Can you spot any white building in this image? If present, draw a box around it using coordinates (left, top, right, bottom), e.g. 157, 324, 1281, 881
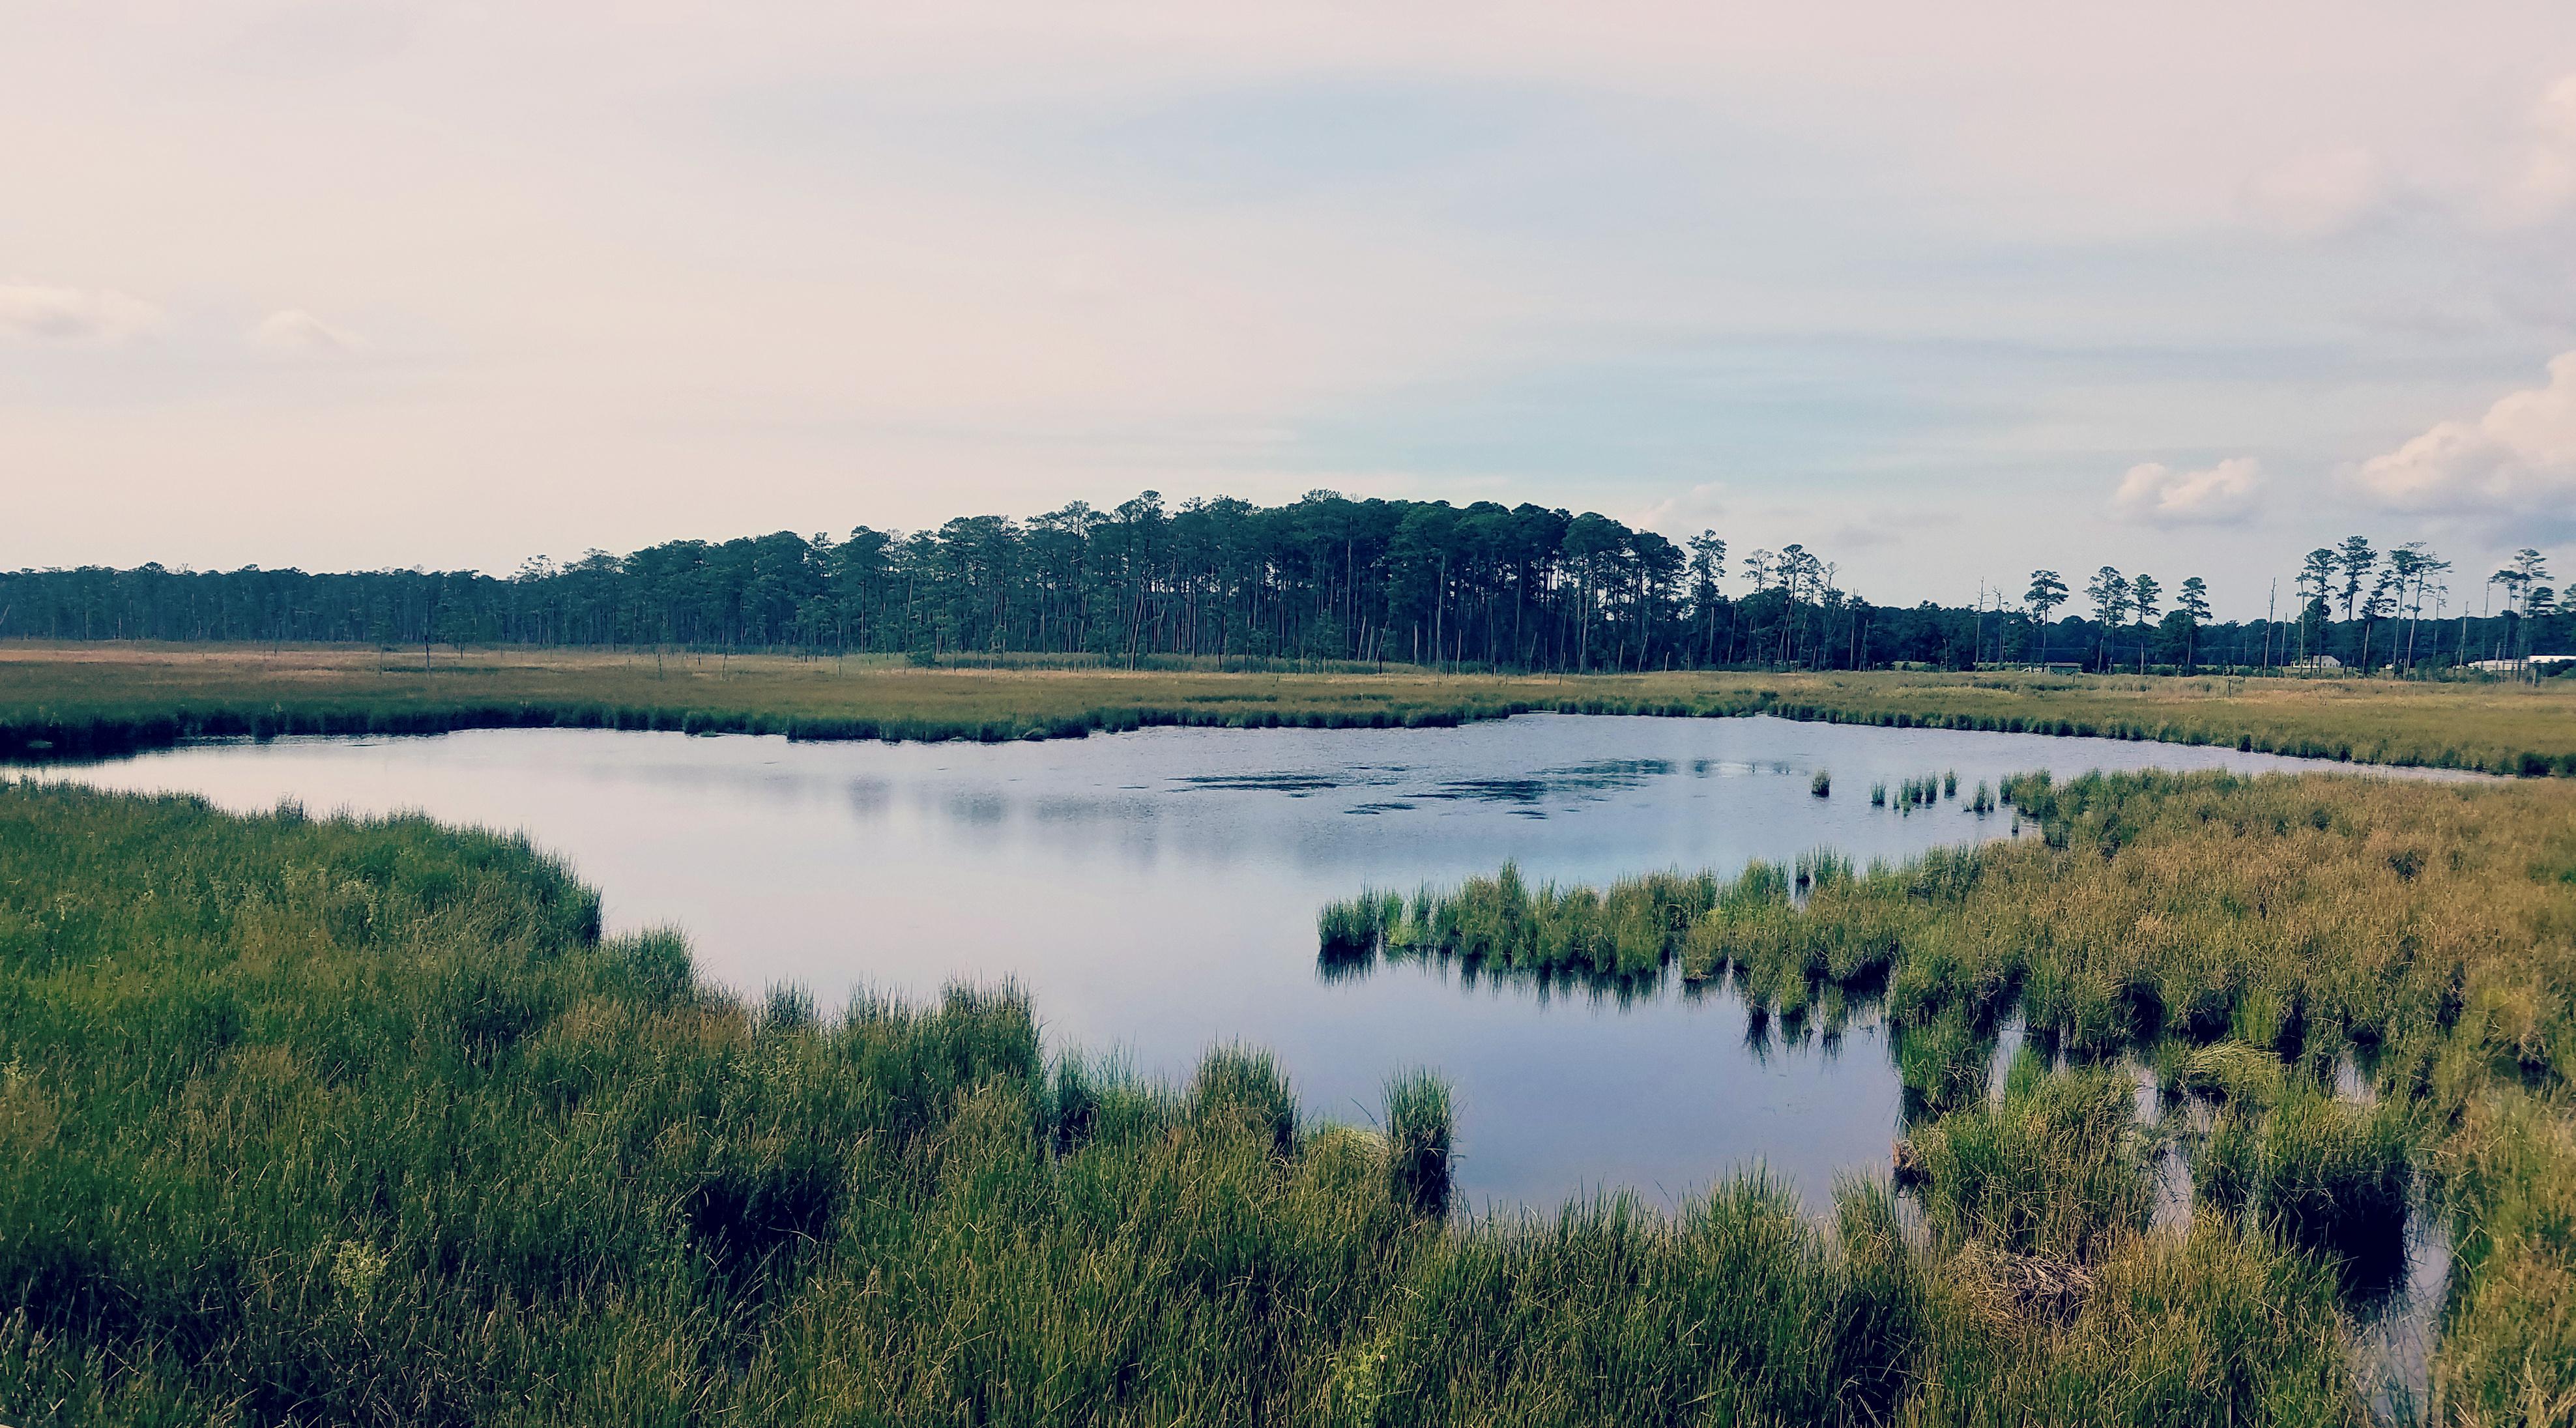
2469, 654, 2575, 673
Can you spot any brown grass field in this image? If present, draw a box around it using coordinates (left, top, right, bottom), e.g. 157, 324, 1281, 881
2, 640, 2571, 773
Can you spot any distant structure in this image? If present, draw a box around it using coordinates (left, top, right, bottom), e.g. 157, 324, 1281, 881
2468, 654, 2575, 675
2289, 655, 2344, 672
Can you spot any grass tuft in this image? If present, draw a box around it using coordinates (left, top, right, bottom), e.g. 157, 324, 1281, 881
1384, 1069, 1454, 1217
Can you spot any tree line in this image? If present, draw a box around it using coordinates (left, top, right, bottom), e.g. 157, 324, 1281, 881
2019, 538, 2558, 676
3, 491, 2564, 675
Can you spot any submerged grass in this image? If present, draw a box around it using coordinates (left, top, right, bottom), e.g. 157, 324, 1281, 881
6, 642, 2575, 774
0, 779, 2398, 1424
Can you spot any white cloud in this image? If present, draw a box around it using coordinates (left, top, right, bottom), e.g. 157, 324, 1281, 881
248, 308, 362, 355
1633, 480, 1730, 534
2111, 457, 2261, 523
2502, 73, 2576, 220
2540, 72, 2576, 144
2353, 351, 2576, 514
2242, 147, 2386, 238
0, 282, 162, 342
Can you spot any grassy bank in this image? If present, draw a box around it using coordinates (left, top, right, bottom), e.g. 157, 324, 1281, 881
5, 641, 2574, 774
1325, 769, 2576, 1421
3, 781, 2397, 1425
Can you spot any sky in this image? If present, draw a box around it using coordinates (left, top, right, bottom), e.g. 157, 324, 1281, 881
6, 2, 2576, 617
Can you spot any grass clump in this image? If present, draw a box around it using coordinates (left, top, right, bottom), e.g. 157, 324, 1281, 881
1317, 862, 1719, 982
1812, 768, 1832, 797
2255, 1094, 2413, 1266
1900, 1060, 2154, 1264
1191, 1044, 1300, 1157
1317, 888, 1403, 961
1894, 1006, 1996, 1121
1383, 1069, 1454, 1218
2165, 1041, 2287, 1106
1794, 847, 1853, 892
2189, 1087, 2414, 1283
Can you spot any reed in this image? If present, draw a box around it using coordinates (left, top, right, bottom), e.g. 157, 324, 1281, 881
1811, 768, 1832, 797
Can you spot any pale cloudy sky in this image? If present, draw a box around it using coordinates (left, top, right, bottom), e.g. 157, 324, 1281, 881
7, 1, 2576, 614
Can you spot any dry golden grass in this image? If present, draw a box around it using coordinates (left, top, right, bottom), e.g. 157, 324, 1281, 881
4, 640, 2573, 772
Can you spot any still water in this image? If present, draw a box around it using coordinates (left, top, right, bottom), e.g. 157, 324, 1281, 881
31, 713, 2444, 1211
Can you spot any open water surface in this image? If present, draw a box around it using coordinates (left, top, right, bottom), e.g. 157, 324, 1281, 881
29, 712, 2465, 1216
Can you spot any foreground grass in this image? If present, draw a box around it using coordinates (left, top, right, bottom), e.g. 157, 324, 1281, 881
1, 782, 2381, 1425
4, 641, 2574, 774
1327, 770, 2576, 1422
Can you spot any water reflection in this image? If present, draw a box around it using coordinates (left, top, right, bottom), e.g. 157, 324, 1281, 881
25, 712, 2461, 1216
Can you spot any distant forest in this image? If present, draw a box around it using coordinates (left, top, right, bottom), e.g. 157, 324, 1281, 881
4, 491, 2565, 675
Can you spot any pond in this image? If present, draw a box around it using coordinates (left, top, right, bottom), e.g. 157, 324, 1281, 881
28, 710, 2464, 1215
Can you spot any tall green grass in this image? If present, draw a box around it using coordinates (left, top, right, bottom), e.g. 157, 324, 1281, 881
0, 781, 2398, 1423
1902, 1058, 2154, 1263
1383, 1069, 1454, 1219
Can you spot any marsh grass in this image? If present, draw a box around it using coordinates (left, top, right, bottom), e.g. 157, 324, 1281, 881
1903, 1060, 2156, 1263
2431, 1091, 2576, 1422
1316, 862, 1724, 982
1324, 767, 2576, 1420
1383, 1070, 1454, 1218
0, 781, 2397, 1424
2187, 1092, 2417, 1290
7, 644, 2575, 775
1894, 1008, 1997, 1120
1794, 847, 1854, 893
1335, 769, 2575, 1081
